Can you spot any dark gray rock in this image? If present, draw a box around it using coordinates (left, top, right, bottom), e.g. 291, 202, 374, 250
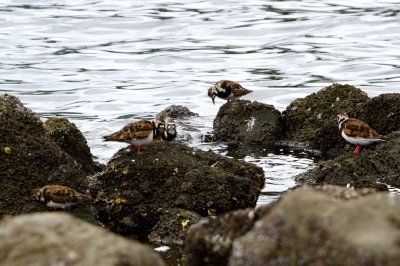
157, 105, 199, 119
354, 93, 400, 135
0, 94, 94, 221
282, 83, 369, 155
228, 186, 400, 266
185, 185, 393, 266
148, 208, 202, 245
0, 212, 165, 266
296, 131, 400, 187
213, 100, 282, 145
185, 205, 273, 266
92, 141, 265, 236
44, 117, 99, 174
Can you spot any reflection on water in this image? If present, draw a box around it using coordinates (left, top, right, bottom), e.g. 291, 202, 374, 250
1, 0, 400, 203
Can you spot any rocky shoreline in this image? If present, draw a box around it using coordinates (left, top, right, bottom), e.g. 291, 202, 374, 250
1, 83, 400, 265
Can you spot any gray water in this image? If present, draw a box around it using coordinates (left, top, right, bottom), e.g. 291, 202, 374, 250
1, 0, 400, 205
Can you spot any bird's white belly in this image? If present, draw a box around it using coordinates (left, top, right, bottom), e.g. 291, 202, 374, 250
47, 200, 75, 209
341, 131, 383, 145
130, 131, 154, 146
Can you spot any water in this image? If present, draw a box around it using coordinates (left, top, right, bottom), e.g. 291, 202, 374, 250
1, 0, 400, 205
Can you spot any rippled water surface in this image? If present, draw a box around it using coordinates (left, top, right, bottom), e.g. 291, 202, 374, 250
1, 0, 400, 205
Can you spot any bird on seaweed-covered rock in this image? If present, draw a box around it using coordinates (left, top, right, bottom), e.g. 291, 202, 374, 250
103, 118, 165, 154
159, 119, 177, 142
207, 80, 252, 104
337, 113, 386, 154
30, 185, 92, 209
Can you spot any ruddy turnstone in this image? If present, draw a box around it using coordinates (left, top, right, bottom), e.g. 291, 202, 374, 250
30, 185, 91, 209
337, 113, 386, 154
160, 120, 177, 141
207, 80, 253, 104
103, 119, 164, 154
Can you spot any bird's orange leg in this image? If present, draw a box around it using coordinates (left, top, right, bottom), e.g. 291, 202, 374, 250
353, 144, 361, 154
137, 145, 142, 154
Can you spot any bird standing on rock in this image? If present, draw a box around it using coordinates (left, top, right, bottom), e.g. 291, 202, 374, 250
103, 117, 176, 154
337, 113, 386, 154
208, 80, 253, 104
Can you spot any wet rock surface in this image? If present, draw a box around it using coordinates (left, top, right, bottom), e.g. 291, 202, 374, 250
185, 204, 273, 266
185, 186, 400, 266
44, 117, 99, 174
354, 93, 400, 135
296, 131, 400, 187
0, 212, 165, 266
282, 83, 370, 155
148, 208, 202, 245
0, 94, 93, 220
92, 141, 265, 236
157, 104, 199, 119
213, 100, 282, 145
228, 186, 400, 266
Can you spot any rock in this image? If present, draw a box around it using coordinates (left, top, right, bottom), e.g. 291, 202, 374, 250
185, 205, 273, 266
282, 83, 369, 155
0, 94, 93, 220
157, 105, 199, 119
0, 212, 165, 266
148, 208, 202, 245
354, 93, 400, 135
227, 186, 400, 266
93, 141, 265, 236
213, 100, 282, 145
296, 131, 400, 187
44, 117, 98, 174
185, 185, 385, 266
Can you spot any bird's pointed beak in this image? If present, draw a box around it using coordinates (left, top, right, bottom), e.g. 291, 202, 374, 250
212, 97, 215, 105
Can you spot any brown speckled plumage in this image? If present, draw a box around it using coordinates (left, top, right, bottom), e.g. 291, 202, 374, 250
337, 113, 386, 153
103, 120, 156, 143
31, 185, 91, 209
208, 80, 252, 104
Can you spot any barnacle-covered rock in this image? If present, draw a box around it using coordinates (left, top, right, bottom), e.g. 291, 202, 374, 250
282, 83, 369, 155
44, 117, 99, 174
92, 141, 265, 237
0, 94, 94, 221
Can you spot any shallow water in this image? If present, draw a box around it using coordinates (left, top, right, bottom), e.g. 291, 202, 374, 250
1, 0, 400, 205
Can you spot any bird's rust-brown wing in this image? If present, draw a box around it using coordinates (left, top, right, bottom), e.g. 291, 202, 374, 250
220, 80, 253, 97
103, 120, 154, 142
44, 185, 91, 204
343, 118, 382, 139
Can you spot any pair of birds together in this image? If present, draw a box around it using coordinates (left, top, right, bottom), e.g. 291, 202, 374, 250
31, 117, 178, 210
208, 80, 387, 154
31, 81, 386, 210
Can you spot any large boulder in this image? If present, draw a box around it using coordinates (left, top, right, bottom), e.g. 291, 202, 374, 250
228, 186, 400, 266
185, 186, 400, 266
282, 83, 369, 154
0, 94, 92, 219
296, 131, 400, 187
0, 212, 165, 266
92, 141, 265, 236
213, 100, 282, 145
